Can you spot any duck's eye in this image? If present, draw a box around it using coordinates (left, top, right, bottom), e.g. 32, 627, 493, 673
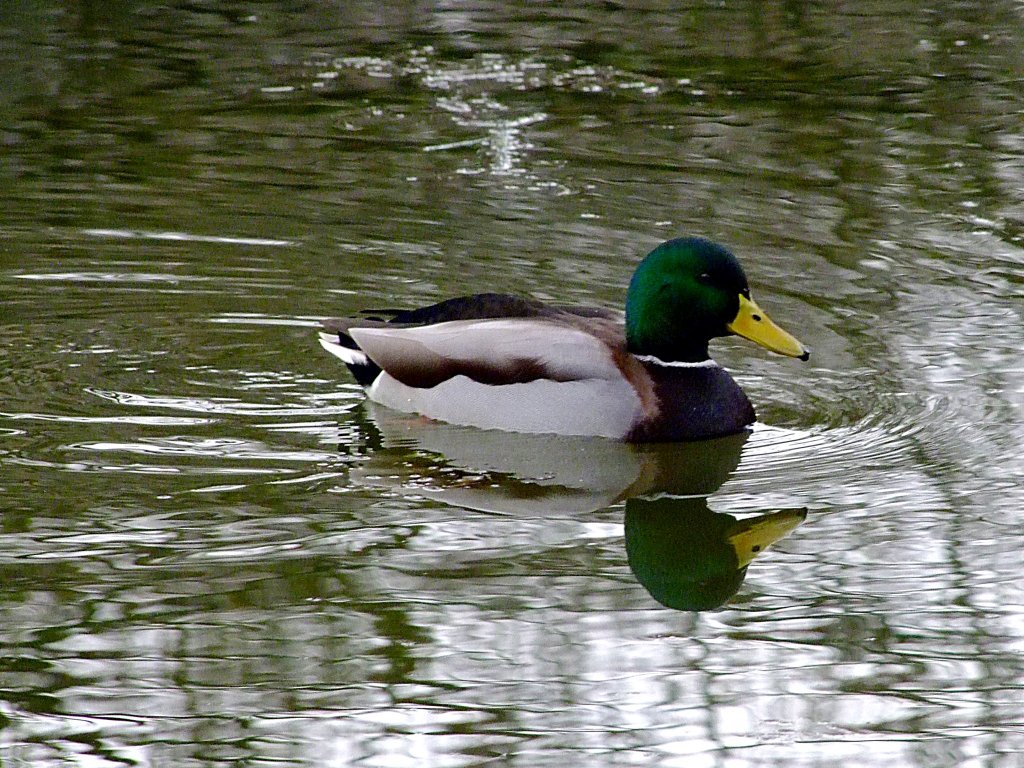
697, 272, 712, 284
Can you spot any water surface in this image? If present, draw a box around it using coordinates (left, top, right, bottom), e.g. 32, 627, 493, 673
2, 2, 1024, 766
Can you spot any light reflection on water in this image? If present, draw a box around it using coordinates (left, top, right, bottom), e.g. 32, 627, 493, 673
2, 1, 1024, 766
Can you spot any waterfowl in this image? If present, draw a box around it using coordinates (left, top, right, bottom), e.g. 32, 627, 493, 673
318, 236, 808, 442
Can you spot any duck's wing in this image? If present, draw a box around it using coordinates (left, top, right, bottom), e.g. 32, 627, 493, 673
321, 293, 623, 387
362, 293, 551, 324
354, 293, 621, 324
348, 317, 627, 389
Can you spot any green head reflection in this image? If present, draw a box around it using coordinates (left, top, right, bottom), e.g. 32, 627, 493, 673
625, 496, 806, 611
353, 404, 808, 612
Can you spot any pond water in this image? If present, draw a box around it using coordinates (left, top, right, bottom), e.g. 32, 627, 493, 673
2, 2, 1024, 766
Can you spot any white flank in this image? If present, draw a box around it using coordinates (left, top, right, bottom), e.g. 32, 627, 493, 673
318, 332, 369, 366
367, 372, 642, 439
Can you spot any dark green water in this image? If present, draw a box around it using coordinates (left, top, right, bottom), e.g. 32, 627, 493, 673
2, 2, 1023, 766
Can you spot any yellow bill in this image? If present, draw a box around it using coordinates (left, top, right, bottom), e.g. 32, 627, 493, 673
727, 294, 809, 360
727, 508, 808, 568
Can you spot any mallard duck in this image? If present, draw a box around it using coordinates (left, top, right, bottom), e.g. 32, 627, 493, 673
318, 236, 808, 442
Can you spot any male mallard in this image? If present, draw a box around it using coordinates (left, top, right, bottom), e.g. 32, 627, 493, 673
318, 237, 808, 442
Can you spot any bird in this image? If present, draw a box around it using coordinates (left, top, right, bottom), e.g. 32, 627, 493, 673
318, 236, 809, 442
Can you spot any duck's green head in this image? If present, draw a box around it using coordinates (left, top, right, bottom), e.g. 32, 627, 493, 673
625, 237, 809, 363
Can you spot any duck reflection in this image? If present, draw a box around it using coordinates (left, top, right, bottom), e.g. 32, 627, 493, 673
625, 497, 805, 611
348, 403, 806, 611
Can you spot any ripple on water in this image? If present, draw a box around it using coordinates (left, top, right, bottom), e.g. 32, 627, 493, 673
80, 228, 296, 247
85, 387, 357, 418
719, 387, 980, 513
67, 436, 343, 464
0, 412, 214, 426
